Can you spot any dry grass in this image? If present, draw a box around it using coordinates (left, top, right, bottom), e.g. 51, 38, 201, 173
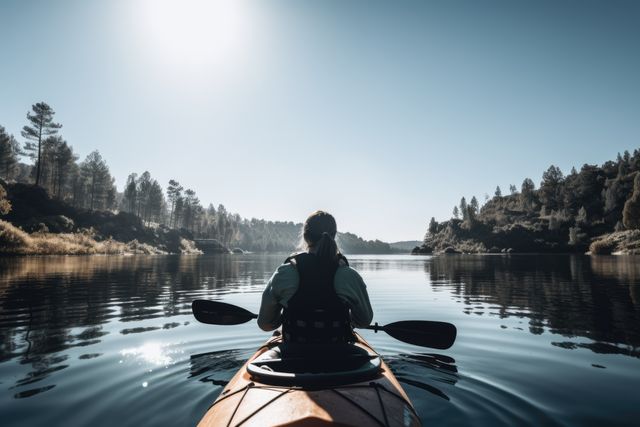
589, 238, 617, 255
0, 220, 168, 255
589, 230, 640, 255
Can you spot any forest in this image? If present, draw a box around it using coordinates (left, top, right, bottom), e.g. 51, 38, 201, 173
0, 102, 397, 255
415, 150, 640, 254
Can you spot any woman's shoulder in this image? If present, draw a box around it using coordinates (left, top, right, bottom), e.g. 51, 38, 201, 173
273, 261, 298, 277
335, 264, 365, 284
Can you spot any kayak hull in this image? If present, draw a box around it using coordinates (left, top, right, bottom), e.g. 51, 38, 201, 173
198, 333, 421, 427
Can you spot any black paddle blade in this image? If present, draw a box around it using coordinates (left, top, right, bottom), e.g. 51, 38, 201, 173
192, 300, 258, 325
382, 320, 457, 350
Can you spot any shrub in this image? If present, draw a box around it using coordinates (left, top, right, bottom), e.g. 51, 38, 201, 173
0, 183, 11, 215
0, 220, 32, 253
589, 239, 616, 255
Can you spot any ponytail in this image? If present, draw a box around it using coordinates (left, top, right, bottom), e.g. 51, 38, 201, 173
315, 231, 339, 264
302, 210, 340, 263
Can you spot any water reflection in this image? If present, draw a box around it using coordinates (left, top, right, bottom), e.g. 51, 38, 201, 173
387, 353, 458, 401
0, 254, 281, 397
426, 255, 640, 356
1, 254, 640, 427
189, 349, 251, 386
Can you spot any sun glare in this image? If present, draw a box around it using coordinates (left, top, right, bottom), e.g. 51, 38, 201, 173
135, 0, 251, 71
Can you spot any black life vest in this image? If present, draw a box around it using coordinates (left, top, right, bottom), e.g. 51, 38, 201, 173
281, 253, 354, 344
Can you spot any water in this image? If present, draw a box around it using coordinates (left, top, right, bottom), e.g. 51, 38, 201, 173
0, 254, 639, 426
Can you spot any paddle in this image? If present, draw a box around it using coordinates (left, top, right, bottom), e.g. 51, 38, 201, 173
192, 299, 457, 350
362, 321, 456, 350
192, 299, 257, 325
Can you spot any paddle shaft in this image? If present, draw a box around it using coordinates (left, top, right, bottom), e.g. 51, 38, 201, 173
192, 299, 457, 349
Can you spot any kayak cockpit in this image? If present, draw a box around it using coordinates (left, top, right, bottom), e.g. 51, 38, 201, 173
247, 343, 382, 387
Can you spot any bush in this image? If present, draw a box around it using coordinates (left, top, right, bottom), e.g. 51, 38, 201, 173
589, 239, 616, 255
0, 220, 32, 253
0, 183, 11, 215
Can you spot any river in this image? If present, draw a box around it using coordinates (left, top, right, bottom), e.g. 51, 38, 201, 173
0, 254, 639, 426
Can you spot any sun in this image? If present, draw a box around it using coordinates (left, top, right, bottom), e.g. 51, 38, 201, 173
134, 0, 252, 71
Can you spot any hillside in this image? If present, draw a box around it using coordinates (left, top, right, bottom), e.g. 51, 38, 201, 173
0, 182, 200, 255
414, 150, 640, 255
0, 181, 398, 255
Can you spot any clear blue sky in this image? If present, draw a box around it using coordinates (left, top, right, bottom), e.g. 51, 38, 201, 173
1, 0, 638, 241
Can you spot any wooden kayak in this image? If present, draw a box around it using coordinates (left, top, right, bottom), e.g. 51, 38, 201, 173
198, 332, 422, 427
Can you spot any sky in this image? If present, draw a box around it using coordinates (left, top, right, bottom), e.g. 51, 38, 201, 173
1, 0, 639, 242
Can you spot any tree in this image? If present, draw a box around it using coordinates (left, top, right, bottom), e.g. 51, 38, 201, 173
21, 102, 62, 186
167, 179, 183, 227
495, 186, 502, 198
540, 165, 564, 210
174, 196, 184, 228
136, 171, 152, 220
428, 217, 438, 235
69, 164, 87, 208
147, 180, 165, 223
51, 139, 76, 199
182, 188, 201, 231
509, 184, 517, 195
469, 196, 479, 216
122, 173, 138, 213
576, 206, 588, 226
623, 173, 640, 230
80, 151, 111, 210
520, 178, 536, 210
452, 205, 460, 219
0, 126, 21, 180
459, 197, 468, 221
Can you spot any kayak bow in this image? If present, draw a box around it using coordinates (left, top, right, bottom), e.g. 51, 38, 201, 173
197, 333, 422, 427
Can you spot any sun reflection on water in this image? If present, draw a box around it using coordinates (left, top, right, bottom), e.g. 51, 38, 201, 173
120, 342, 174, 367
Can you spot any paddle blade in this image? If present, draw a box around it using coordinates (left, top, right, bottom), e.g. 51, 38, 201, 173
382, 320, 457, 350
192, 300, 258, 325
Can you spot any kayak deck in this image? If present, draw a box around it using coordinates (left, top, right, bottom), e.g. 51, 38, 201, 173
198, 333, 421, 427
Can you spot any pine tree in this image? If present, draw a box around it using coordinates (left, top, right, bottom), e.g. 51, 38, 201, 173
136, 171, 152, 220
540, 165, 564, 210
428, 217, 438, 235
452, 205, 459, 219
167, 179, 183, 227
469, 196, 479, 215
623, 173, 640, 230
459, 197, 468, 221
495, 186, 502, 198
520, 178, 536, 210
21, 102, 62, 186
51, 139, 76, 199
80, 151, 111, 210
0, 126, 21, 180
123, 173, 138, 213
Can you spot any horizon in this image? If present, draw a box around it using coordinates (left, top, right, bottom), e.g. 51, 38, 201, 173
1, 0, 639, 242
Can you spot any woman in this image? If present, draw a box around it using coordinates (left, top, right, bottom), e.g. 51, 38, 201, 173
257, 210, 373, 345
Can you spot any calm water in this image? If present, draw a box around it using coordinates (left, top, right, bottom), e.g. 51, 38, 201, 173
0, 254, 639, 426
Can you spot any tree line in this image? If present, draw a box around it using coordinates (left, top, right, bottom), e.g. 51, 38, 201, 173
425, 148, 640, 249
3, 101, 396, 253
1, 103, 116, 211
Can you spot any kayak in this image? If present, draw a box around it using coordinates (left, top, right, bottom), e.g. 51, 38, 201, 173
197, 332, 422, 427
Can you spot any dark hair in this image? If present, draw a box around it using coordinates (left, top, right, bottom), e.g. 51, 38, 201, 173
303, 210, 340, 263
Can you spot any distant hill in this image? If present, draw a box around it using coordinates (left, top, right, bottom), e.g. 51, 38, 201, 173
389, 240, 422, 252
